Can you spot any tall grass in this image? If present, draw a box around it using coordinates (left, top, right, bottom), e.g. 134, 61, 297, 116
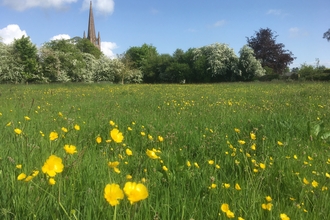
0, 82, 330, 219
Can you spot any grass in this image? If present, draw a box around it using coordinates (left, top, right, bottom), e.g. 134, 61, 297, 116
0, 82, 330, 220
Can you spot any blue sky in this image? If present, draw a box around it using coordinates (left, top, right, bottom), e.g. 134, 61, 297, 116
0, 0, 329, 68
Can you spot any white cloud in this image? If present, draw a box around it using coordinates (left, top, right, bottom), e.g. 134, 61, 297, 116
0, 24, 27, 44
101, 41, 117, 59
214, 20, 226, 27
289, 27, 308, 38
82, 0, 114, 15
267, 9, 282, 16
50, 34, 71, 41
151, 8, 159, 15
1, 0, 77, 11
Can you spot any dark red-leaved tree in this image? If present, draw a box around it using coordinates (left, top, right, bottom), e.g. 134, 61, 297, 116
247, 28, 295, 74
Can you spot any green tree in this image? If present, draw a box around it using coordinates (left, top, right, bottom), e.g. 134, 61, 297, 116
238, 45, 265, 81
125, 44, 159, 82
75, 37, 102, 59
12, 36, 39, 82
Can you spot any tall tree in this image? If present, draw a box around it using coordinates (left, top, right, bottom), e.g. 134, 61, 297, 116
323, 29, 330, 41
12, 36, 39, 82
247, 28, 295, 74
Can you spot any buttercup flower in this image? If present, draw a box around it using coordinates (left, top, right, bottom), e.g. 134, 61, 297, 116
234, 128, 240, 133
96, 136, 102, 144
110, 128, 124, 143
221, 203, 230, 213
238, 140, 246, 145
32, 170, 39, 177
109, 120, 115, 126
63, 145, 77, 155
24, 175, 33, 182
104, 183, 124, 206
24, 116, 31, 121
74, 124, 80, 131
235, 183, 241, 190
61, 127, 68, 133
17, 173, 26, 181
277, 141, 283, 146
14, 128, 22, 135
42, 155, 64, 177
186, 161, 191, 167
146, 149, 160, 159
261, 203, 273, 211
158, 136, 164, 142
16, 164, 22, 169
108, 161, 120, 168
49, 131, 58, 141
123, 182, 148, 204
126, 148, 133, 156
312, 180, 318, 188
265, 196, 272, 202
260, 163, 266, 169
162, 166, 168, 171
226, 210, 235, 218
250, 132, 256, 140
280, 213, 290, 220
49, 178, 56, 185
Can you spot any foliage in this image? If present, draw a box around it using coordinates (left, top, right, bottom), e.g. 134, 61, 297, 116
193, 43, 239, 81
323, 29, 330, 41
247, 28, 295, 74
238, 45, 265, 81
75, 37, 102, 59
12, 36, 40, 82
0, 42, 25, 83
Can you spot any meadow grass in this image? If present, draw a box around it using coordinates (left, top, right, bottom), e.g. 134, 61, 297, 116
0, 82, 330, 220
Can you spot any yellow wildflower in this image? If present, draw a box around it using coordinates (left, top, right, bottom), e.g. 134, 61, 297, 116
63, 145, 77, 155
49, 131, 58, 141
126, 148, 133, 156
17, 173, 26, 181
41, 155, 64, 177
104, 183, 124, 206
110, 128, 124, 143
96, 136, 102, 144
14, 128, 22, 135
123, 182, 148, 204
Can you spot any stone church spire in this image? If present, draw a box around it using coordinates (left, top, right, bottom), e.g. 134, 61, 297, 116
84, 1, 101, 50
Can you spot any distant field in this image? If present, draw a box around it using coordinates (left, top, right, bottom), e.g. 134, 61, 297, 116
0, 82, 330, 219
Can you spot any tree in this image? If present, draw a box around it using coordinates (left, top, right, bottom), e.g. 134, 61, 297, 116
0, 41, 24, 83
43, 39, 85, 82
12, 36, 39, 82
193, 43, 239, 82
124, 44, 159, 82
247, 28, 295, 74
238, 45, 265, 81
323, 29, 330, 41
75, 37, 102, 59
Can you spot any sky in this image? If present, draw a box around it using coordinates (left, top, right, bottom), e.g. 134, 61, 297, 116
0, 0, 329, 68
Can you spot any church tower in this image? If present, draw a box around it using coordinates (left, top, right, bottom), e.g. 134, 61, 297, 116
83, 1, 101, 50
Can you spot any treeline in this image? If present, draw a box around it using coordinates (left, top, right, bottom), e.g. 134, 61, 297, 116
0, 28, 328, 84
0, 36, 266, 84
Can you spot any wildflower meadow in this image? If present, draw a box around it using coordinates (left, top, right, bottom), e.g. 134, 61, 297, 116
1, 82, 330, 220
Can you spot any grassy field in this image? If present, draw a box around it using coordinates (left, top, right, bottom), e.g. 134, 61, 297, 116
0, 82, 330, 220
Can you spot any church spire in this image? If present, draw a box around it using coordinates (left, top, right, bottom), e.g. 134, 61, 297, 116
84, 1, 101, 50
